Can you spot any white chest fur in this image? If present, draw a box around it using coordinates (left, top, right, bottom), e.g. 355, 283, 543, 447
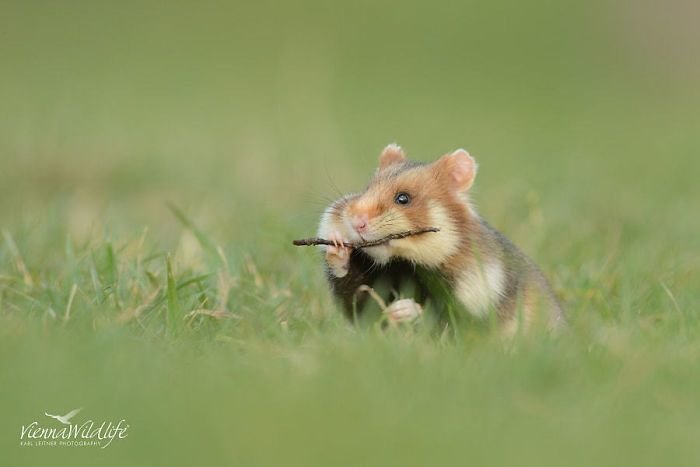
454, 260, 505, 317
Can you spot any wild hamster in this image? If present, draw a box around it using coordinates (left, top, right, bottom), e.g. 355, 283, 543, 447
317, 144, 564, 333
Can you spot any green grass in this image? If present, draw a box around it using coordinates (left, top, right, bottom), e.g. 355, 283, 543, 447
1, 1, 700, 466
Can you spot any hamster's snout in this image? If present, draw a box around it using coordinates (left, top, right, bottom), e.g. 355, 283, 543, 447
351, 214, 369, 233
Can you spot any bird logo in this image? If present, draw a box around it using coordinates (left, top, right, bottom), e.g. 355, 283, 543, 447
44, 408, 83, 425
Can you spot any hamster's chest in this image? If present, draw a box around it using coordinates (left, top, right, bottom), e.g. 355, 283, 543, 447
349, 250, 461, 317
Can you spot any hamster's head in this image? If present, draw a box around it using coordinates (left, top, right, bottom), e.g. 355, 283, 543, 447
340, 144, 479, 266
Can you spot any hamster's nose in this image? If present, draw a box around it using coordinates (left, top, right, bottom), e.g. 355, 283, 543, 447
352, 215, 368, 233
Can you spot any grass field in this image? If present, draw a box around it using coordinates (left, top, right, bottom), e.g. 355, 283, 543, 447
2, 1, 700, 466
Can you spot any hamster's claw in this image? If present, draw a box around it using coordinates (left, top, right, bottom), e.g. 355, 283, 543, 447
328, 231, 344, 248
326, 231, 351, 278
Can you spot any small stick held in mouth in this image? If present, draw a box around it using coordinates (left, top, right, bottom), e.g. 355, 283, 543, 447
292, 227, 440, 249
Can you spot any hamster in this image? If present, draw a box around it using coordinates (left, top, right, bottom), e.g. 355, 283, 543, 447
317, 144, 564, 333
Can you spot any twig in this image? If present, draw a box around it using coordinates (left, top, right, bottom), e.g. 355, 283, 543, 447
292, 227, 440, 248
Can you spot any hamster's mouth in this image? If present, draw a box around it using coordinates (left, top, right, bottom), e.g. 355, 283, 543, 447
356, 230, 384, 243
355, 226, 404, 244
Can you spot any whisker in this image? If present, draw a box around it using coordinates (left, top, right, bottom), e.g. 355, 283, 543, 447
322, 165, 347, 201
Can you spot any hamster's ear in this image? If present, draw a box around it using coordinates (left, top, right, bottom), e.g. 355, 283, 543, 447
378, 143, 406, 170
437, 149, 477, 192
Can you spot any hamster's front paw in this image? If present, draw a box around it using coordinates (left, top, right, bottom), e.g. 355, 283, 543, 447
384, 298, 423, 324
325, 231, 351, 278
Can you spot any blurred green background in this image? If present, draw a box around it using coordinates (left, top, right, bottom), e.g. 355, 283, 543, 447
1, 1, 699, 466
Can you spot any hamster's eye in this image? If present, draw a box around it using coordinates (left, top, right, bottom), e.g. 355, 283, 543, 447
394, 192, 411, 206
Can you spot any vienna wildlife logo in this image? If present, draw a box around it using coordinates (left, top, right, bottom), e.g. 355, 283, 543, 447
20, 407, 129, 448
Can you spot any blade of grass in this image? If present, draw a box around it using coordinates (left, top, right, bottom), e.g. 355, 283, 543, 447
104, 242, 117, 286
2, 230, 33, 286
166, 254, 183, 336
106, 242, 122, 310
63, 284, 78, 322
89, 257, 104, 304
167, 203, 220, 262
